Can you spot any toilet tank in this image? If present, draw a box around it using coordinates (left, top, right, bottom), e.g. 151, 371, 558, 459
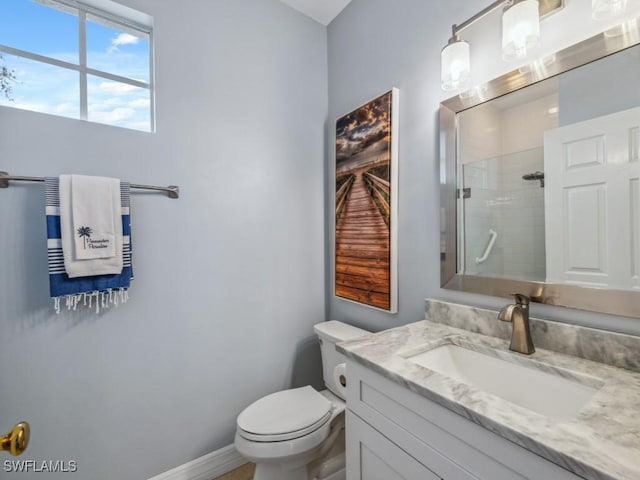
313, 320, 370, 400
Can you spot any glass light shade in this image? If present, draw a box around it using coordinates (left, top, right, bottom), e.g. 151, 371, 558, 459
441, 39, 470, 91
592, 0, 627, 20
502, 0, 540, 61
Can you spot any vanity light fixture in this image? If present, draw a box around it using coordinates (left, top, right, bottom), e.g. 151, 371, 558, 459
441, 35, 470, 91
592, 0, 627, 20
441, 0, 564, 91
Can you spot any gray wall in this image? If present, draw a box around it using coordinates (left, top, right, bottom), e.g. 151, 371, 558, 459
559, 44, 640, 126
326, 0, 640, 336
0, 1, 326, 479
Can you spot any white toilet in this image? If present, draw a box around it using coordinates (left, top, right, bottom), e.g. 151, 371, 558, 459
234, 321, 370, 480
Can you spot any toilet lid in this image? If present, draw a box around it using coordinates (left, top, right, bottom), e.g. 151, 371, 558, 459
237, 386, 332, 437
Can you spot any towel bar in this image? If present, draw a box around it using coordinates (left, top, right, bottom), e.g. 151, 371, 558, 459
0, 171, 179, 199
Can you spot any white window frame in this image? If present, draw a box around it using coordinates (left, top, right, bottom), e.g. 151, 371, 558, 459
0, 0, 154, 131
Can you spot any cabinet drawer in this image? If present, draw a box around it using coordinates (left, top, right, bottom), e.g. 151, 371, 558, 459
347, 411, 440, 480
346, 361, 584, 480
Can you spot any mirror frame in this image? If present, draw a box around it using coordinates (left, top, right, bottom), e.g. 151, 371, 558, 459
440, 17, 640, 318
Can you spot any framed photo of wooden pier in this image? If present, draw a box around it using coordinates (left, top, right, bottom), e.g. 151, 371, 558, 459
334, 88, 398, 312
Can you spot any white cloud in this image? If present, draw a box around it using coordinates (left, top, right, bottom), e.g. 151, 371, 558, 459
129, 98, 150, 108
113, 33, 139, 46
87, 87, 150, 131
108, 33, 139, 53
12, 101, 49, 111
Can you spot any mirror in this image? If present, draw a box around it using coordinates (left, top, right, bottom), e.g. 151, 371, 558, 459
440, 18, 640, 318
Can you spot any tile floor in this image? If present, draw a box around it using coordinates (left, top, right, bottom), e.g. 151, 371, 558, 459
213, 463, 255, 480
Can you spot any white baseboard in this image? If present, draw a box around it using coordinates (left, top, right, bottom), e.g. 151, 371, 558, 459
148, 444, 247, 480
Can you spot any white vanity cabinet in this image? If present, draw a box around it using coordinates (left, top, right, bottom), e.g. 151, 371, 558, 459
347, 412, 440, 480
345, 361, 585, 480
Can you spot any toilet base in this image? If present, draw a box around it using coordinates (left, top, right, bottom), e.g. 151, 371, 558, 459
251, 428, 345, 480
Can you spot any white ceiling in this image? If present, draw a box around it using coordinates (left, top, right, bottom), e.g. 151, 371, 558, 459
279, 0, 352, 25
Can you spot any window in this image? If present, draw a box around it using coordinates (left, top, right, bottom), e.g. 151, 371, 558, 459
0, 0, 153, 132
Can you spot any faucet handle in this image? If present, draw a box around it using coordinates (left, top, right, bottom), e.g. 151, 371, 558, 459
511, 293, 530, 306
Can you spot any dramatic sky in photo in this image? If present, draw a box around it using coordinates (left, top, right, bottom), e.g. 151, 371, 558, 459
0, 0, 150, 131
336, 91, 392, 165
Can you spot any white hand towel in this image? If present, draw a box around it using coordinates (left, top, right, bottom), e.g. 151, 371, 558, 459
71, 175, 119, 259
59, 175, 124, 278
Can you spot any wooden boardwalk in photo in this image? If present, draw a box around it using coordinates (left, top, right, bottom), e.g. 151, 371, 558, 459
335, 169, 390, 310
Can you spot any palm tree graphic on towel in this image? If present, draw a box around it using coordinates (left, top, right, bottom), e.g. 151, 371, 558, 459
77, 226, 93, 249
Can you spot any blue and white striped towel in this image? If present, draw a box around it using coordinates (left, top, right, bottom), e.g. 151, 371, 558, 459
45, 177, 133, 313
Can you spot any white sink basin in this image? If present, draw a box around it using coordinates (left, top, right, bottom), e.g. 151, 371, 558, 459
406, 343, 601, 420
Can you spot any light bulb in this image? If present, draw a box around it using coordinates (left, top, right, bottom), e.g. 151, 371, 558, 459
592, 0, 627, 20
502, 0, 540, 61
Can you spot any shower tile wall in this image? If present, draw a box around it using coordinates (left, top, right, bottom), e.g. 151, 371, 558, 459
499, 149, 545, 281
463, 150, 545, 281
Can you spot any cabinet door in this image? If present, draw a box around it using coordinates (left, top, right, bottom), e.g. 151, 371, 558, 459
347, 411, 440, 480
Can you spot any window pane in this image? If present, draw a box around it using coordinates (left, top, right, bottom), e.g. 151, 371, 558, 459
0, 0, 79, 64
0, 53, 79, 119
87, 75, 151, 131
86, 14, 150, 83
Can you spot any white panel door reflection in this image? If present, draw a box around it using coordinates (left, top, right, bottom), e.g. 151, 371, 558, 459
545, 107, 640, 290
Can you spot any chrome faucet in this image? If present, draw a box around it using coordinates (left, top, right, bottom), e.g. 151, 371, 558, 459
498, 294, 535, 355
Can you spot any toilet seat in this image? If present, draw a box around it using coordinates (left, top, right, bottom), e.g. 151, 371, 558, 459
237, 386, 333, 442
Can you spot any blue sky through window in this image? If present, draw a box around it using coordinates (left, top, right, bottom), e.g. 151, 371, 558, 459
0, 0, 78, 61
0, 0, 151, 131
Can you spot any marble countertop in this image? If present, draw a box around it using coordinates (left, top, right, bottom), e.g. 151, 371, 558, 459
337, 320, 640, 480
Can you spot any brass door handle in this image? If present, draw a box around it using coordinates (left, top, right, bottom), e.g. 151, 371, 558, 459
1, 422, 30, 456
